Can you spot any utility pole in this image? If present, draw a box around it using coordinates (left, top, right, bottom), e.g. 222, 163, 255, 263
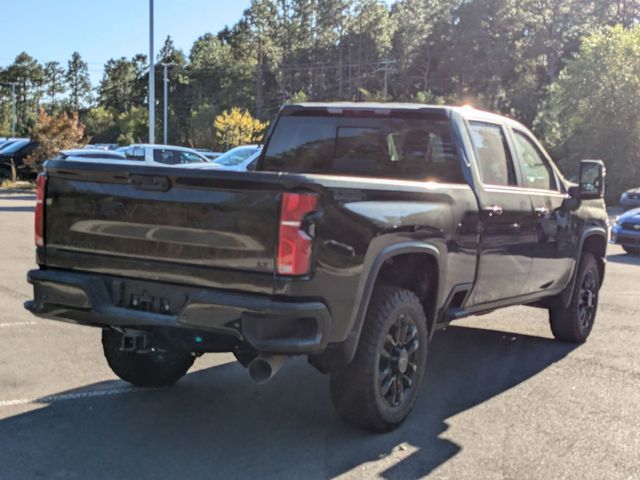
0, 82, 17, 136
162, 63, 175, 145
379, 59, 396, 100
10, 83, 16, 136
148, 0, 155, 144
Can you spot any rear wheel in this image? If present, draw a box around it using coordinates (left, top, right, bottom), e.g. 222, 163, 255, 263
549, 252, 600, 343
623, 246, 640, 255
330, 287, 429, 432
102, 329, 195, 387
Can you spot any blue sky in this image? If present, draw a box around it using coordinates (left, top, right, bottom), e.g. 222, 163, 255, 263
0, 0, 251, 85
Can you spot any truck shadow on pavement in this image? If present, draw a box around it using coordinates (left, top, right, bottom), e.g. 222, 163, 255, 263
0, 325, 578, 480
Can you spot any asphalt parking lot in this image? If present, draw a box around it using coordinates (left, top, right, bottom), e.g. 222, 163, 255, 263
0, 191, 638, 480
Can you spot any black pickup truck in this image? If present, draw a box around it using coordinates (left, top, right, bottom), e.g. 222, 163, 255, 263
25, 103, 608, 432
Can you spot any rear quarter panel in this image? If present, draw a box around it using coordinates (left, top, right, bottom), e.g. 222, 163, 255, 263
272, 175, 480, 343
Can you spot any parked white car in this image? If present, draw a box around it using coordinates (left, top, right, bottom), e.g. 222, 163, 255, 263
122, 144, 212, 168
209, 145, 262, 171
59, 144, 213, 169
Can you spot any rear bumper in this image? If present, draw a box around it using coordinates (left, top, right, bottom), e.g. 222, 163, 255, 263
25, 269, 331, 355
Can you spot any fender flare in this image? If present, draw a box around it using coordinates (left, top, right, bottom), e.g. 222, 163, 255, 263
560, 226, 608, 308
343, 242, 444, 365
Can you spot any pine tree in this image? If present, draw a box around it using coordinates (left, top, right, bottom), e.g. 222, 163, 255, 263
66, 51, 92, 111
43, 61, 66, 111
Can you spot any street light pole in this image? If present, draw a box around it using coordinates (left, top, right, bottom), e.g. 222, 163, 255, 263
148, 0, 155, 144
163, 63, 169, 144
10, 83, 16, 136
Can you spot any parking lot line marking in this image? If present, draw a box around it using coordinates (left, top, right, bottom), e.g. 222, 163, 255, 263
0, 321, 38, 328
0, 386, 155, 408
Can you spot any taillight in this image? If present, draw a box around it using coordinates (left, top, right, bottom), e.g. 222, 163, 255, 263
277, 192, 318, 276
35, 173, 47, 247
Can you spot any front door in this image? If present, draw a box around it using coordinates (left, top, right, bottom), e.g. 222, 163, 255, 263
465, 121, 537, 305
510, 128, 575, 292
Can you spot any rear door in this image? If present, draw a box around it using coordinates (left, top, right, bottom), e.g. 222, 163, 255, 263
466, 120, 537, 305
509, 128, 575, 292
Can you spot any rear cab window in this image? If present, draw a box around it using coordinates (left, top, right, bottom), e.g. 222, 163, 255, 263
468, 121, 518, 187
259, 112, 464, 183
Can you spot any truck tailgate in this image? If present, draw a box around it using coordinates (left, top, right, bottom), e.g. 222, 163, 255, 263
43, 163, 284, 284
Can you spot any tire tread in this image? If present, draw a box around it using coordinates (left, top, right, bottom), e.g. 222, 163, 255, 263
330, 286, 428, 432
549, 252, 599, 343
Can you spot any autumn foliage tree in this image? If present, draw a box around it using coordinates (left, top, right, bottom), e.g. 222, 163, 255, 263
25, 109, 85, 174
214, 108, 267, 149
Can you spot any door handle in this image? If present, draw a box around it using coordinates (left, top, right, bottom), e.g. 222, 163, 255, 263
535, 207, 550, 217
485, 205, 504, 217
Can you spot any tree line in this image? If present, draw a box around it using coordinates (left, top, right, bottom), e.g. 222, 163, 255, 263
1, 0, 639, 197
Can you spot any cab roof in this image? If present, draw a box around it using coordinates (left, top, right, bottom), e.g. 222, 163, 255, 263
280, 102, 525, 128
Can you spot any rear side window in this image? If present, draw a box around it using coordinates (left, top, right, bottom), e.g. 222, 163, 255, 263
512, 130, 557, 191
469, 122, 517, 187
260, 115, 464, 182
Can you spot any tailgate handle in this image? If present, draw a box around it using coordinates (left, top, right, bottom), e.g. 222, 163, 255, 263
129, 174, 171, 192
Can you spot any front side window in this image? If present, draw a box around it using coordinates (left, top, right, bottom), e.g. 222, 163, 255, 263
153, 149, 180, 165
260, 114, 464, 182
512, 130, 557, 191
468, 122, 517, 187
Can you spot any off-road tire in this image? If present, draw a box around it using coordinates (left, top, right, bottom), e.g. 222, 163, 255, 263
102, 329, 195, 387
330, 287, 429, 432
549, 252, 600, 343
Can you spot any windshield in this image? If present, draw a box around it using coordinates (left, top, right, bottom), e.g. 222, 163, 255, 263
260, 114, 463, 182
212, 146, 259, 167
0, 140, 29, 154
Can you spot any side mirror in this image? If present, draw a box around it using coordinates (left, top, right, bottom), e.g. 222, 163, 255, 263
577, 159, 605, 200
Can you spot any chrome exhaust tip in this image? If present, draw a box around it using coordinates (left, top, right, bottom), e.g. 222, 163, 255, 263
248, 354, 288, 384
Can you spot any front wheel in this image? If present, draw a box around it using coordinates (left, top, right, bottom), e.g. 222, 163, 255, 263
330, 287, 429, 432
549, 252, 600, 343
102, 329, 195, 387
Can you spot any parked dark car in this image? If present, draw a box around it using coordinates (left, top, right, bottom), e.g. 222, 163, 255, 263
619, 187, 640, 210
611, 209, 640, 254
0, 140, 38, 178
25, 103, 608, 432
0, 138, 29, 151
